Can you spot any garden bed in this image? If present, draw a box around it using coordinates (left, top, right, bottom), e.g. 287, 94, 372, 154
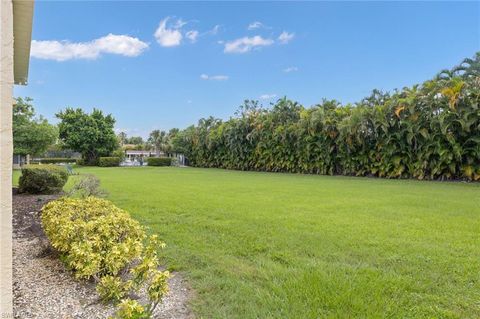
12, 189, 193, 319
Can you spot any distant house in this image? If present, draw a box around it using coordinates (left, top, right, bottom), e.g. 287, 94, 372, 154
125, 150, 156, 160
124, 149, 187, 166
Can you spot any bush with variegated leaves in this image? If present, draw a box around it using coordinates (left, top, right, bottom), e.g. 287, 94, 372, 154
41, 197, 169, 319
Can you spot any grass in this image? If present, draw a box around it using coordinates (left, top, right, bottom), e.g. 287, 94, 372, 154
13, 167, 480, 318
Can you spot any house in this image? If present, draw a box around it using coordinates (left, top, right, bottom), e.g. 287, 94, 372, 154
0, 0, 34, 316
125, 150, 155, 161
124, 150, 187, 166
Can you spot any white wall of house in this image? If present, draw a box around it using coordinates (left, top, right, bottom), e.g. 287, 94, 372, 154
0, 0, 14, 316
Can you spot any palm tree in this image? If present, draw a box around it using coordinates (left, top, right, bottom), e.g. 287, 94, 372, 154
117, 132, 127, 146
453, 51, 480, 78
148, 130, 169, 156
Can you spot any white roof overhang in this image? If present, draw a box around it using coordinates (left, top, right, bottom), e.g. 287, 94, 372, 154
13, 0, 34, 85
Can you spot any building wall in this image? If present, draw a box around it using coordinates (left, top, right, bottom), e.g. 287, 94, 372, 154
0, 0, 14, 316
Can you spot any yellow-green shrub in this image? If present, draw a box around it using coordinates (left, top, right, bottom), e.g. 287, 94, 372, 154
97, 275, 131, 302
112, 299, 149, 319
41, 197, 145, 279
147, 270, 170, 308
41, 197, 170, 318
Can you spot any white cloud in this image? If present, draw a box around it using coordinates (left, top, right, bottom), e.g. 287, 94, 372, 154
95, 34, 148, 56
224, 35, 274, 54
247, 21, 272, 30
278, 31, 295, 44
200, 74, 229, 81
283, 66, 298, 73
173, 19, 187, 29
209, 25, 221, 35
31, 34, 148, 61
186, 30, 199, 43
154, 17, 213, 46
247, 21, 264, 30
259, 94, 277, 100
154, 17, 184, 47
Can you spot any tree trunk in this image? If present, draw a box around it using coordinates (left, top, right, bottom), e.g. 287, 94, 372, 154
85, 149, 98, 165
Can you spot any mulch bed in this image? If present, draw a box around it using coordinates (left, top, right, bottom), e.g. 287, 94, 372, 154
12, 189, 193, 319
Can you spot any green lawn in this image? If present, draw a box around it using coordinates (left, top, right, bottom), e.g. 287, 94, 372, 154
13, 167, 480, 318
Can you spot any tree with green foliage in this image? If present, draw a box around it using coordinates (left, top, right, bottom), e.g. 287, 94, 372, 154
126, 136, 144, 145
170, 126, 194, 155
117, 132, 127, 146
148, 130, 169, 156
13, 97, 58, 156
56, 108, 118, 165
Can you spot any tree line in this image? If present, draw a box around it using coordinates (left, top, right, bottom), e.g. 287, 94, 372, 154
172, 53, 480, 181
13, 99, 182, 165
118, 130, 181, 157
14, 53, 479, 178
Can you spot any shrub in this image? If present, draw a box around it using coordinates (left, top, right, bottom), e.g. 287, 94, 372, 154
18, 164, 68, 194
42, 197, 145, 279
67, 174, 108, 198
76, 158, 99, 166
112, 149, 126, 161
99, 157, 121, 167
113, 299, 149, 319
170, 157, 179, 167
97, 275, 131, 302
146, 269, 169, 310
147, 157, 172, 166
31, 157, 77, 164
41, 197, 169, 318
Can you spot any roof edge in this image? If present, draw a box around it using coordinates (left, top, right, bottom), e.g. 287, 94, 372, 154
13, 0, 34, 85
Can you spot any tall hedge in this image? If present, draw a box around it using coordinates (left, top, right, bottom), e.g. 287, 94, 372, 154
175, 54, 480, 181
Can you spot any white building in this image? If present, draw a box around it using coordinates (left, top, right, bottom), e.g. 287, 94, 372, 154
125, 150, 156, 160
0, 0, 34, 316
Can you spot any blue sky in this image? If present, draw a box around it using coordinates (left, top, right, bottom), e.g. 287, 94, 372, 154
14, 1, 480, 138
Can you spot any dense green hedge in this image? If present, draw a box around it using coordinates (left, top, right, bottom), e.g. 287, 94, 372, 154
76, 158, 100, 166
175, 53, 480, 181
98, 157, 121, 167
147, 157, 172, 166
18, 164, 69, 194
31, 157, 77, 164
